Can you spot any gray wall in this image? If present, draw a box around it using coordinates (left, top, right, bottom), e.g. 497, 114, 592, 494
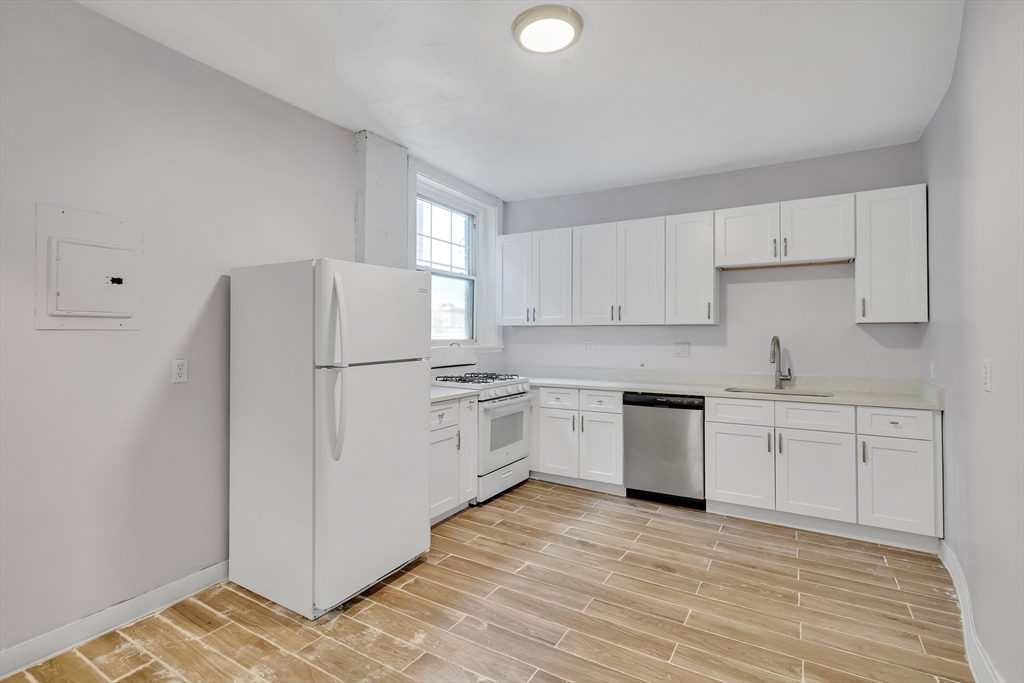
917, 2, 1024, 680
0, 0, 356, 651
500, 145, 926, 380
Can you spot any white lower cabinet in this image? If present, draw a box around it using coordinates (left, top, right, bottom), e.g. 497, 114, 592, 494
429, 424, 460, 519
534, 389, 623, 485
459, 398, 478, 504
537, 407, 579, 478
858, 435, 936, 536
775, 428, 856, 523
705, 422, 776, 510
579, 411, 622, 485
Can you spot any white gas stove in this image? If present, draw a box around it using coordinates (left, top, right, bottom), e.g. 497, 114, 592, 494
432, 372, 530, 402
431, 348, 531, 502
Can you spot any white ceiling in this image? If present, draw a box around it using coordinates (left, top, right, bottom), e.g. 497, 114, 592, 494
79, 1, 963, 201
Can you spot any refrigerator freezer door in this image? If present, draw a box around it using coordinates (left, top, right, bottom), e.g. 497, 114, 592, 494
314, 360, 430, 613
315, 259, 431, 367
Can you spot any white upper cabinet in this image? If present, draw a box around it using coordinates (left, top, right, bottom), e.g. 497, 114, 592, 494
855, 184, 928, 323
496, 233, 531, 326
780, 193, 855, 264
573, 219, 664, 325
572, 223, 618, 325
714, 202, 781, 268
497, 228, 571, 326
666, 211, 718, 325
532, 228, 573, 325
616, 217, 665, 325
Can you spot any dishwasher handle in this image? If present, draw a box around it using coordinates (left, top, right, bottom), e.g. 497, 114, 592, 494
623, 393, 704, 409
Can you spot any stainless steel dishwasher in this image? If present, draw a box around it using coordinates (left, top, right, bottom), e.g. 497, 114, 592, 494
623, 393, 705, 510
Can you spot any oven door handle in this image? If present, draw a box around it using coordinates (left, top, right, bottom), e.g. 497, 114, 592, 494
481, 393, 531, 413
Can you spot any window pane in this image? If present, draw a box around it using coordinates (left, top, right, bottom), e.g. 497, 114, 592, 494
431, 273, 474, 340
417, 198, 431, 238
431, 204, 451, 243
432, 238, 451, 268
452, 213, 469, 248
451, 245, 468, 274
416, 234, 430, 266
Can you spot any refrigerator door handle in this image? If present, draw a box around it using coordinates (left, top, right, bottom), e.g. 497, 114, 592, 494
332, 273, 349, 368
331, 368, 348, 461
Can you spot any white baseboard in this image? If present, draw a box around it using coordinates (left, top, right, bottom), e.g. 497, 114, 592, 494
939, 542, 1004, 682
529, 472, 627, 496
706, 500, 940, 553
0, 560, 228, 679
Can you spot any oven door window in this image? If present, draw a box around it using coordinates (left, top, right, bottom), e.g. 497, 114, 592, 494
490, 411, 524, 452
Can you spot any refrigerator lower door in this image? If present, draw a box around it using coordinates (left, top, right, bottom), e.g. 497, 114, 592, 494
313, 360, 430, 614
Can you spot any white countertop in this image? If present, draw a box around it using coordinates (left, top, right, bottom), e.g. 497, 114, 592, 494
431, 386, 480, 403
528, 377, 943, 411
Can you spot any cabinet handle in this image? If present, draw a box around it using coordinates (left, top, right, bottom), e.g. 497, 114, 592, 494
862, 441, 867, 463
618, 305, 622, 321
784, 237, 788, 256
572, 414, 576, 432
456, 430, 461, 451
862, 298, 866, 317
773, 238, 777, 257
778, 433, 782, 454
890, 420, 900, 425
581, 415, 585, 432
767, 433, 771, 452
707, 302, 711, 320
533, 307, 536, 321
611, 305, 614, 321
526, 307, 530, 322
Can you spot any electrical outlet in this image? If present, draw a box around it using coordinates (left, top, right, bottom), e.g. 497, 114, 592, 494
982, 359, 991, 392
674, 343, 690, 358
583, 341, 595, 353
172, 359, 188, 384
930, 360, 935, 379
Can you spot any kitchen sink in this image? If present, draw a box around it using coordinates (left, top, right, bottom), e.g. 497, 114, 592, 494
724, 387, 834, 397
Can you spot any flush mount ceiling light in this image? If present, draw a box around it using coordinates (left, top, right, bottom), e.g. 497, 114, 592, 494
512, 5, 584, 54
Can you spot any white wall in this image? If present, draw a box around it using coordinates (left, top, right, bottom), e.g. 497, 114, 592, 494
501, 145, 926, 379
0, 0, 356, 652
917, 2, 1024, 680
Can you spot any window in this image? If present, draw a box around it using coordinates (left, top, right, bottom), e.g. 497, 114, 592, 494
416, 195, 475, 341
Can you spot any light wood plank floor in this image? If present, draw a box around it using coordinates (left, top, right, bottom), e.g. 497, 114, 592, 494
5, 480, 972, 683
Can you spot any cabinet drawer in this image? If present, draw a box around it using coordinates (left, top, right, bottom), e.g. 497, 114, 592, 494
857, 407, 934, 440
579, 389, 622, 414
430, 400, 460, 431
538, 387, 579, 410
706, 397, 775, 426
478, 457, 529, 503
775, 402, 855, 433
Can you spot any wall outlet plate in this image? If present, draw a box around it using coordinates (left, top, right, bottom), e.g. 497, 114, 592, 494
172, 359, 188, 384
583, 341, 595, 353
982, 359, 991, 392
675, 343, 690, 358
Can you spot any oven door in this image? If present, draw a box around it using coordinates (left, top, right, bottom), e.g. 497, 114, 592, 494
478, 393, 531, 475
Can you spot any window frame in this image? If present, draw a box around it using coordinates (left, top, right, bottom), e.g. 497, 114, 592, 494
415, 188, 480, 343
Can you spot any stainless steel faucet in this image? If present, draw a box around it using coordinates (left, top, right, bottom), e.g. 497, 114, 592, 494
770, 336, 793, 389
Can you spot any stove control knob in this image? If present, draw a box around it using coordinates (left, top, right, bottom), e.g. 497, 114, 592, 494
518, 383, 528, 393
496, 386, 509, 396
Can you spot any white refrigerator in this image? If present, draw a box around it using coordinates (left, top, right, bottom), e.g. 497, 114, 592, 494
229, 258, 431, 619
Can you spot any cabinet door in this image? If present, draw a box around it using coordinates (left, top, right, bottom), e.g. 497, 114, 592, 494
858, 435, 936, 536
666, 211, 718, 324
855, 184, 928, 323
429, 425, 460, 518
775, 428, 856, 523
705, 422, 776, 510
572, 223, 617, 325
780, 193, 855, 264
458, 398, 478, 504
579, 411, 622, 485
616, 217, 665, 324
714, 203, 781, 268
537, 407, 579, 478
496, 233, 532, 325
532, 227, 573, 325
